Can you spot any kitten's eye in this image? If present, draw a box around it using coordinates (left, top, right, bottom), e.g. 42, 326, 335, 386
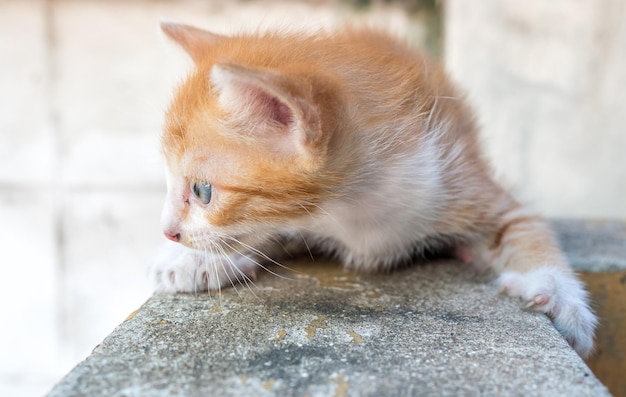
191, 182, 212, 205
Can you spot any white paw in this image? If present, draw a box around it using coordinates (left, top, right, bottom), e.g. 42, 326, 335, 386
148, 241, 259, 293
497, 266, 597, 357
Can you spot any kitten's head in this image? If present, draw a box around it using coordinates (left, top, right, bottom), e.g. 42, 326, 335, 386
159, 23, 341, 253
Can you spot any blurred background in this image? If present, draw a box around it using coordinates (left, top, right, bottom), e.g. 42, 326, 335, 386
1, 0, 624, 396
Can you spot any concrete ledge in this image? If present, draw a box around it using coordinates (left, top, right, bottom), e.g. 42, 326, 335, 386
47, 222, 620, 397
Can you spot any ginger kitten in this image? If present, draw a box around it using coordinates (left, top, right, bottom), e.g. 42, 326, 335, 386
151, 22, 597, 357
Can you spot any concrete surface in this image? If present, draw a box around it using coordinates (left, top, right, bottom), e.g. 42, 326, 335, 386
552, 219, 626, 272
48, 258, 611, 397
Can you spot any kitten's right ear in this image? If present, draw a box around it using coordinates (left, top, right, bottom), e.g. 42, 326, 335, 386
210, 63, 326, 160
160, 22, 226, 63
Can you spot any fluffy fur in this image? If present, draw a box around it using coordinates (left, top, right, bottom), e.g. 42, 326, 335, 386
150, 22, 597, 357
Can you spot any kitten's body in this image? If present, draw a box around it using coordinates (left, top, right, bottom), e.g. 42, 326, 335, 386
151, 23, 597, 357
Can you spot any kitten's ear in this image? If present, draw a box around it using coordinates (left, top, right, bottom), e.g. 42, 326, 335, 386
211, 63, 323, 157
160, 22, 226, 63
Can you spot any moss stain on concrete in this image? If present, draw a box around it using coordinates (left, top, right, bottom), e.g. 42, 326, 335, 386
346, 330, 365, 344
305, 316, 329, 338
273, 330, 287, 342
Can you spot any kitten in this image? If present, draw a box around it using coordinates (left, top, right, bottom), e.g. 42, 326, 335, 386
150, 22, 597, 357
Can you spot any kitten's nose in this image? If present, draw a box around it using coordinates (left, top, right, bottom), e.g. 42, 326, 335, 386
164, 232, 181, 242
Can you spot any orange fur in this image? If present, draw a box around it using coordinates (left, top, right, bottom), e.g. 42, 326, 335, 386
155, 23, 596, 357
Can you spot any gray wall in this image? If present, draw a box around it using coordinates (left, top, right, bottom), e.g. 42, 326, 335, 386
446, 0, 626, 218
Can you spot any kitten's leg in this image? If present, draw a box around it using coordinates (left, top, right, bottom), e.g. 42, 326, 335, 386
148, 240, 259, 293
479, 205, 597, 357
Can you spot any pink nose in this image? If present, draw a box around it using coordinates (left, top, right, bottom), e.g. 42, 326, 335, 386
164, 232, 181, 242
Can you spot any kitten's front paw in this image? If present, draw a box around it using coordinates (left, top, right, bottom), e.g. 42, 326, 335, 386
497, 266, 597, 358
148, 241, 258, 293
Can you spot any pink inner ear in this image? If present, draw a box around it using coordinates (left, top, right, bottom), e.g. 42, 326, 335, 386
244, 86, 294, 127
268, 96, 293, 126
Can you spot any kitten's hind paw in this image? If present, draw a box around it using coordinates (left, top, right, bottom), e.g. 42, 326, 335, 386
497, 266, 597, 358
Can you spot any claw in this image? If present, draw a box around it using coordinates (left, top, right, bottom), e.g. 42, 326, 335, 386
524, 293, 550, 309
532, 293, 550, 307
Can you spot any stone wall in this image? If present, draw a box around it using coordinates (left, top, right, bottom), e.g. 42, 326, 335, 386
446, 0, 626, 218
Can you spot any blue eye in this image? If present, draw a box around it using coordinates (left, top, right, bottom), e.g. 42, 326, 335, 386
191, 182, 212, 205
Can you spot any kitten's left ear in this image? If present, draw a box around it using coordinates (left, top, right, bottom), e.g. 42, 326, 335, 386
161, 22, 226, 63
211, 63, 325, 158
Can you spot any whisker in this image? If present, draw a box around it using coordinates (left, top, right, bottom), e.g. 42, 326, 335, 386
220, 235, 296, 273
194, 246, 211, 296
267, 235, 293, 258
220, 249, 261, 301
218, 248, 244, 299
207, 243, 224, 306
297, 202, 315, 219
220, 239, 295, 281
202, 247, 220, 305
296, 230, 315, 261
296, 200, 349, 236
216, 243, 246, 298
